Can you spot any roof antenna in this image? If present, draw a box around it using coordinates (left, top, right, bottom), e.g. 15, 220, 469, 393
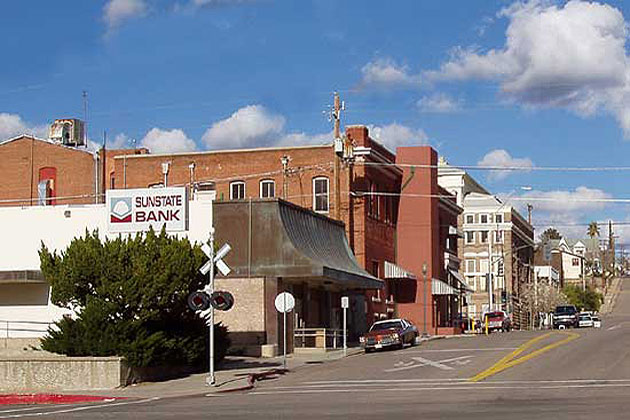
82, 90, 88, 148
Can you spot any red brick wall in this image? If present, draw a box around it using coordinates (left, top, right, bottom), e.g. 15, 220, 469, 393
0, 137, 96, 206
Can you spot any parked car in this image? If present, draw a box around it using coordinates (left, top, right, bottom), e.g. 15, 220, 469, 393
592, 315, 602, 328
553, 305, 579, 329
482, 311, 512, 332
578, 313, 594, 328
360, 319, 418, 352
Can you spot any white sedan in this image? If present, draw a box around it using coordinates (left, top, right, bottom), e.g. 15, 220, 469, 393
592, 315, 602, 328
578, 314, 594, 328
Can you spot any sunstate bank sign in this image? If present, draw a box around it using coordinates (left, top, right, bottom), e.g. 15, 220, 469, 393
107, 187, 188, 233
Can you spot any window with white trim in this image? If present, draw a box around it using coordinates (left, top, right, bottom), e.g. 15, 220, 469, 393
480, 259, 489, 273
495, 230, 504, 243
230, 181, 245, 200
465, 231, 475, 244
259, 179, 275, 198
495, 213, 503, 224
466, 259, 476, 273
480, 214, 489, 224
465, 214, 474, 224
313, 177, 329, 213
480, 230, 489, 243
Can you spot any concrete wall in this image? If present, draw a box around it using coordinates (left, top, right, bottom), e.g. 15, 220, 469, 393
0, 357, 125, 391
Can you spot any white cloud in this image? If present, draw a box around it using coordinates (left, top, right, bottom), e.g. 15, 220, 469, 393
201, 105, 286, 149
417, 93, 462, 113
277, 131, 333, 147
478, 149, 533, 181
520, 186, 611, 214
427, 0, 630, 137
140, 128, 197, 154
360, 58, 421, 89
367, 123, 429, 152
104, 0, 148, 29
0, 113, 47, 141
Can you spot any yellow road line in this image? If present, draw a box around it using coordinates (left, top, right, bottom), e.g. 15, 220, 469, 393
469, 331, 580, 382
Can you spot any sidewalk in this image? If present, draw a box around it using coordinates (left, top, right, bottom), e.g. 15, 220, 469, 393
600, 277, 623, 315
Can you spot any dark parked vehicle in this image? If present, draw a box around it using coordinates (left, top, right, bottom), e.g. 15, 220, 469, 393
483, 311, 512, 332
553, 305, 579, 329
360, 319, 418, 352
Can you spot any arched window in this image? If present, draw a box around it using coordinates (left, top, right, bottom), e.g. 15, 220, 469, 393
312, 177, 329, 213
230, 181, 246, 200
259, 179, 275, 198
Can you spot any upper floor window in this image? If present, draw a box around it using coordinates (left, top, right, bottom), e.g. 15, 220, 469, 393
572, 258, 580, 266
465, 231, 475, 245
495, 230, 504, 244
466, 259, 476, 273
465, 214, 474, 224
260, 179, 275, 198
313, 177, 329, 213
230, 181, 246, 200
480, 214, 489, 224
495, 214, 503, 224
480, 231, 489, 244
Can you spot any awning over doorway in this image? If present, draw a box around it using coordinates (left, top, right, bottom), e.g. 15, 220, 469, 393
214, 199, 383, 290
448, 269, 474, 293
384, 261, 416, 280
432, 278, 459, 296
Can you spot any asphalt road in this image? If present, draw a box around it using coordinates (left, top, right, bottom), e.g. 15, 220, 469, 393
3, 280, 630, 419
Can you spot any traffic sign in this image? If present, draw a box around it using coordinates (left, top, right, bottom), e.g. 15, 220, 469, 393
275, 292, 295, 313
341, 296, 349, 309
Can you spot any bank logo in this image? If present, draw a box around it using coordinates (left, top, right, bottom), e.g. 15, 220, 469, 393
110, 197, 132, 223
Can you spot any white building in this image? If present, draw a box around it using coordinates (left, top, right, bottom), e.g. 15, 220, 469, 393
0, 189, 213, 338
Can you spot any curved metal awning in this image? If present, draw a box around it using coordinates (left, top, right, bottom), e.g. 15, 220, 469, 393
449, 269, 474, 293
432, 278, 458, 296
214, 199, 383, 290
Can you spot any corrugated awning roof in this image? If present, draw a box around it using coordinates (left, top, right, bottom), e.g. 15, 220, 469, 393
384, 261, 416, 280
432, 278, 458, 296
449, 269, 473, 293
214, 199, 383, 290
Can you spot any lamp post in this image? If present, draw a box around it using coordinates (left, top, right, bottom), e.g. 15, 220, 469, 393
422, 262, 429, 338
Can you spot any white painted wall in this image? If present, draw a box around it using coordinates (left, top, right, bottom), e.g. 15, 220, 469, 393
562, 253, 583, 281
0, 195, 214, 337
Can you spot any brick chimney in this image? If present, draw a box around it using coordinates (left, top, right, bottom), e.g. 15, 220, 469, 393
346, 125, 370, 148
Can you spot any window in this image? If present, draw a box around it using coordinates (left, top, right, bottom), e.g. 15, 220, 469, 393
480, 259, 489, 274
313, 177, 329, 213
230, 181, 245, 200
369, 182, 379, 219
465, 231, 475, 245
38, 167, 56, 206
465, 214, 474, 224
480, 214, 489, 224
371, 260, 380, 278
495, 230, 504, 243
259, 179, 275, 198
110, 172, 115, 190
497, 260, 504, 276
466, 259, 476, 273
572, 258, 580, 266
495, 214, 503, 224
480, 231, 489, 243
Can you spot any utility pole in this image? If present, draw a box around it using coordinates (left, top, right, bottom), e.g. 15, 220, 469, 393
527, 204, 533, 225
609, 220, 615, 285
331, 92, 343, 220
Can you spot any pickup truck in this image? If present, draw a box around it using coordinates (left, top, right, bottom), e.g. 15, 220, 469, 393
553, 305, 579, 329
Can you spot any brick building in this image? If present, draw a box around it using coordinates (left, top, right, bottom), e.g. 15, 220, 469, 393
1, 122, 468, 338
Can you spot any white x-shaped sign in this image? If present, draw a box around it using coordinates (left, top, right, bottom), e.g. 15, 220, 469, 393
385, 355, 473, 372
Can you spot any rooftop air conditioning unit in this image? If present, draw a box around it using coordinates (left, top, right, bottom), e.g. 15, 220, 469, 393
49, 119, 86, 147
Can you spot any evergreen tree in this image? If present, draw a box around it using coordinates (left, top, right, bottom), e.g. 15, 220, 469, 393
39, 228, 230, 367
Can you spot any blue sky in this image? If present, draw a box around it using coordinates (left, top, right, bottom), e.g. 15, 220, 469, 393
3, 0, 630, 241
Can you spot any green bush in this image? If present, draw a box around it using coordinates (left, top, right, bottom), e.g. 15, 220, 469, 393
39, 228, 230, 367
563, 285, 604, 312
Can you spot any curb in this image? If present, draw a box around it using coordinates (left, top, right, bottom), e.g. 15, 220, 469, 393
0, 394, 126, 405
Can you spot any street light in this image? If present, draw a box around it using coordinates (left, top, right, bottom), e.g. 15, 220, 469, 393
422, 262, 429, 338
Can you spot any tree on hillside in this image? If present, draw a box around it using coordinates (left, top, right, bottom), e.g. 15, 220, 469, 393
587, 221, 600, 238
539, 227, 562, 243
39, 228, 230, 368
563, 285, 603, 312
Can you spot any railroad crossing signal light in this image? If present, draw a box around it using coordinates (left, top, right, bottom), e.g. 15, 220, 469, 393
187, 291, 211, 312
210, 291, 234, 311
